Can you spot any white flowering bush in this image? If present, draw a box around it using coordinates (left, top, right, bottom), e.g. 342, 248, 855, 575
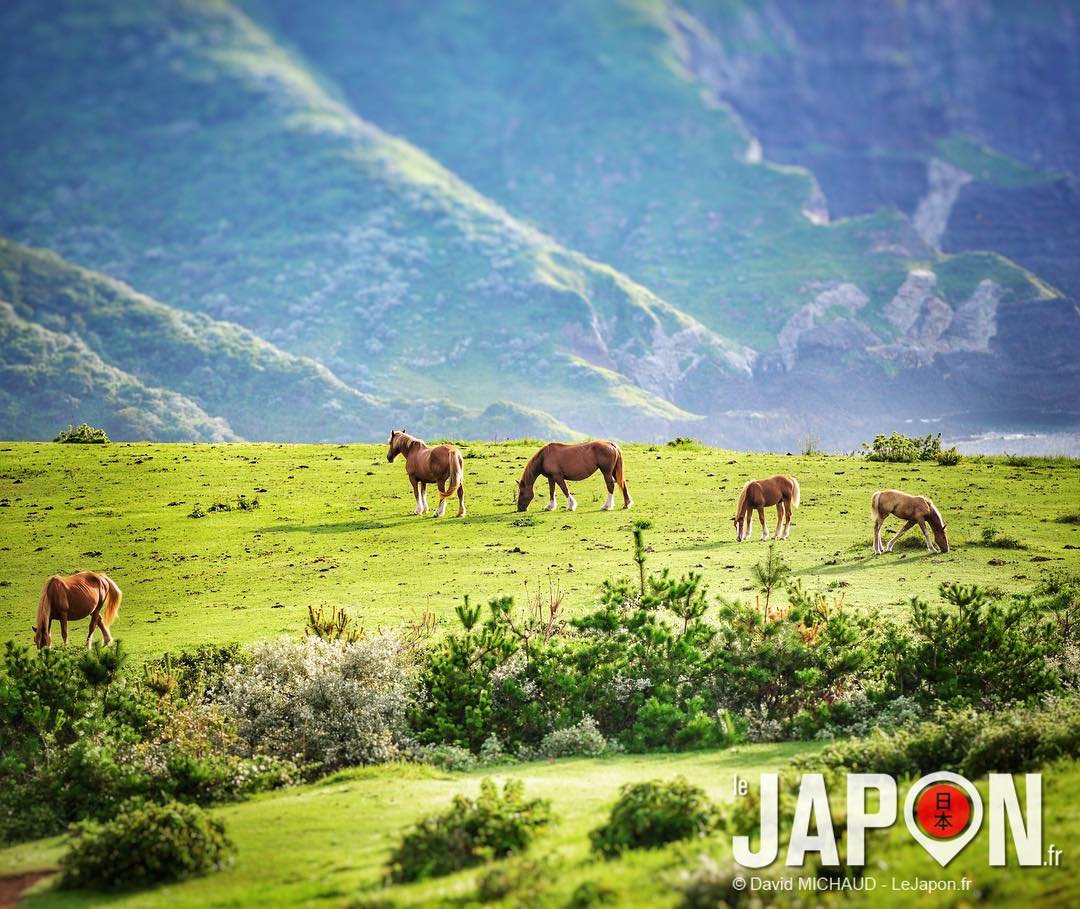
217, 633, 415, 771
521, 716, 613, 760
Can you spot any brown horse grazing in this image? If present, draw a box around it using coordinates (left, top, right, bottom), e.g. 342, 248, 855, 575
387, 430, 465, 517
733, 475, 801, 541
515, 441, 632, 512
872, 489, 949, 554
33, 571, 122, 649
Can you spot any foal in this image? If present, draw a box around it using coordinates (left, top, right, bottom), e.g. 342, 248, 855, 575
871, 489, 949, 554
732, 475, 800, 541
387, 430, 466, 517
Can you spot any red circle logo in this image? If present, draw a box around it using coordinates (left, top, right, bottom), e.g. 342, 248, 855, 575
915, 783, 972, 839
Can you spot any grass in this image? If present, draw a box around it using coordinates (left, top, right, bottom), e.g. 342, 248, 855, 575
3, 749, 1078, 908
1, 441, 1078, 660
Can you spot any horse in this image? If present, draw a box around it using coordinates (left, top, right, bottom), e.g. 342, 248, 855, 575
515, 441, 632, 512
732, 475, 801, 542
33, 571, 122, 649
872, 490, 949, 554
386, 430, 465, 517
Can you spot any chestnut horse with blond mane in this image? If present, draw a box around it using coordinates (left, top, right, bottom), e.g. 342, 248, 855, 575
387, 430, 466, 517
33, 571, 122, 649
733, 475, 800, 541
515, 441, 632, 512
872, 489, 949, 554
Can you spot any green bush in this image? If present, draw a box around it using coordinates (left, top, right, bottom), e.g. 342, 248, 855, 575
976, 526, 1025, 549
936, 446, 962, 466
54, 422, 110, 443
805, 698, 1080, 778
862, 432, 941, 462
387, 779, 552, 882
59, 801, 233, 889
589, 777, 718, 857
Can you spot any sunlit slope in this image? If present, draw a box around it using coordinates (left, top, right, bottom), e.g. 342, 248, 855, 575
0, 0, 748, 439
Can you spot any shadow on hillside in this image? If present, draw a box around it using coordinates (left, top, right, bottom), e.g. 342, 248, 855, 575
255, 511, 528, 534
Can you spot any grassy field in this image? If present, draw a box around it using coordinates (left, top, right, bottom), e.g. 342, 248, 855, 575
1, 441, 1078, 658
2, 749, 1076, 908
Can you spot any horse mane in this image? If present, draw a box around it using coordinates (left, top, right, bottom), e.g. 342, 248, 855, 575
392, 431, 424, 454
735, 481, 752, 518
519, 449, 544, 487
926, 499, 945, 530
36, 577, 55, 630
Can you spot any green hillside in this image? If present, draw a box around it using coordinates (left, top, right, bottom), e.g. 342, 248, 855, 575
1, 441, 1077, 659
0, 0, 749, 441
0, 0, 1071, 448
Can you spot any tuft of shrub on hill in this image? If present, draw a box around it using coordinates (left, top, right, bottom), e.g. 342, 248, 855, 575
862, 431, 941, 462
54, 422, 110, 443
59, 800, 233, 890
387, 779, 552, 882
590, 777, 719, 857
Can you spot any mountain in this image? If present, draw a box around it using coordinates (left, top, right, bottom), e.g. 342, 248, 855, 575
0, 0, 1076, 448
0, 239, 576, 442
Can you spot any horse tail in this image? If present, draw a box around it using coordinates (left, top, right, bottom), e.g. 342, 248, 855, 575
613, 444, 626, 487
100, 574, 123, 627
446, 449, 464, 495
870, 491, 882, 522
736, 481, 752, 518
789, 476, 801, 509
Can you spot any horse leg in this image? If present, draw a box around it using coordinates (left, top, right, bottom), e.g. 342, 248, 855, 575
783, 498, 793, 539
86, 610, 100, 647
60, 614, 69, 645
758, 506, 768, 541
873, 517, 884, 554
544, 477, 557, 511
435, 480, 448, 517
456, 483, 466, 518
556, 477, 575, 511
410, 477, 422, 515
601, 473, 615, 511
421, 481, 431, 515
884, 520, 915, 553
744, 510, 753, 542
918, 518, 935, 552
774, 504, 785, 540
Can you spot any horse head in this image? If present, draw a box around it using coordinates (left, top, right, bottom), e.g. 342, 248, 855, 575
933, 523, 950, 553
386, 429, 402, 462
732, 515, 743, 542
32, 624, 50, 650
515, 479, 534, 512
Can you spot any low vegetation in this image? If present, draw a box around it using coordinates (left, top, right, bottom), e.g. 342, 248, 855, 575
861, 431, 943, 462
53, 422, 110, 444
59, 801, 234, 890
387, 779, 552, 882
589, 777, 719, 857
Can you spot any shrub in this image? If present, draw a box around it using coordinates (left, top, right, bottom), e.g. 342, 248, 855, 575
862, 432, 941, 462
527, 715, 611, 760
59, 801, 233, 889
306, 604, 363, 644
675, 854, 757, 909
976, 526, 1025, 549
1055, 512, 1080, 525
936, 446, 962, 466
666, 437, 701, 449
804, 698, 1080, 778
800, 432, 822, 456
474, 857, 554, 903
589, 777, 718, 857
54, 422, 110, 444
217, 634, 414, 771
387, 779, 552, 882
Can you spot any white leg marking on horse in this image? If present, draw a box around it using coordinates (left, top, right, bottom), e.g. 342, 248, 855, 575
566, 494, 577, 511
436, 499, 447, 517
602, 492, 615, 511
545, 496, 557, 511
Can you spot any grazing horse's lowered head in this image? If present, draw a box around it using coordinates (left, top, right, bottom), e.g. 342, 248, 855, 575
514, 478, 535, 512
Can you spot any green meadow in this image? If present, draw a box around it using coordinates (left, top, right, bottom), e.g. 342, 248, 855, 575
1, 441, 1078, 657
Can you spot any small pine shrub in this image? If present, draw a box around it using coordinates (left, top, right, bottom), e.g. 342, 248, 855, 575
589, 777, 719, 857
977, 526, 1025, 549
59, 801, 233, 889
666, 437, 702, 449
306, 604, 363, 644
387, 779, 552, 882
54, 423, 110, 444
187, 503, 206, 519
